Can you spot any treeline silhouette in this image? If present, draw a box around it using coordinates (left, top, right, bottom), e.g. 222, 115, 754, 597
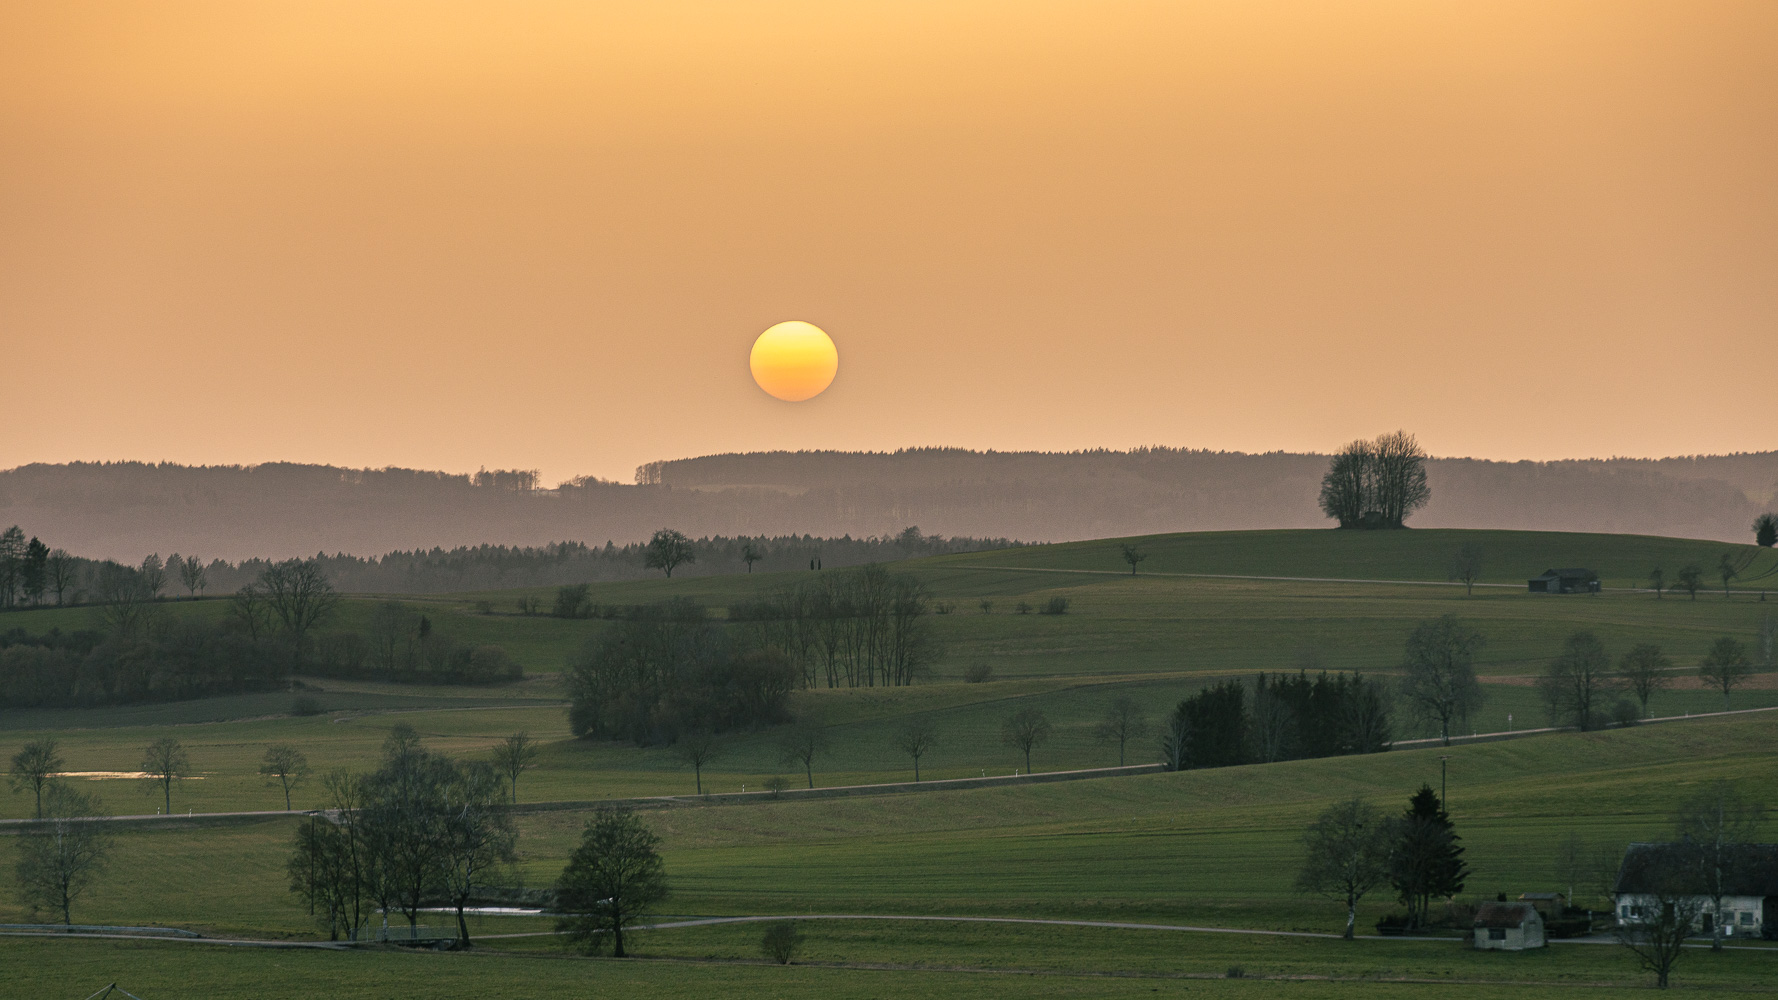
1161, 672, 1393, 770
0, 521, 1014, 603
4, 449, 1773, 562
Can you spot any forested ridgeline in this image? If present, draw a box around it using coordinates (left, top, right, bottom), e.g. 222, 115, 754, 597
4, 450, 1774, 562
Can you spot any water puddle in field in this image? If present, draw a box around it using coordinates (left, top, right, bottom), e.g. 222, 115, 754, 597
54, 771, 207, 780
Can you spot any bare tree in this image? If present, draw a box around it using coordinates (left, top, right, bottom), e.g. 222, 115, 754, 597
760, 920, 804, 964
741, 542, 761, 573
1697, 638, 1751, 710
1617, 644, 1672, 717
1448, 542, 1483, 596
1647, 566, 1666, 599
893, 719, 938, 781
1001, 707, 1052, 773
1617, 888, 1702, 989
138, 554, 166, 599
1158, 707, 1191, 771
13, 784, 111, 924
1120, 543, 1147, 576
1537, 631, 1617, 731
92, 561, 152, 637
1295, 798, 1392, 940
439, 760, 519, 946
227, 584, 272, 641
9, 739, 64, 819
1718, 552, 1742, 598
777, 723, 829, 789
260, 744, 310, 811
259, 559, 340, 656
673, 731, 720, 795
555, 807, 669, 958
1673, 781, 1766, 952
141, 737, 190, 815
1400, 615, 1486, 745
644, 528, 695, 578
45, 549, 77, 606
179, 555, 207, 598
978, 599, 994, 615
1673, 564, 1705, 601
491, 731, 542, 803
1092, 697, 1149, 766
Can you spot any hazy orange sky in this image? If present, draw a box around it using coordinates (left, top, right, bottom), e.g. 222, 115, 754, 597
3, 1, 1774, 485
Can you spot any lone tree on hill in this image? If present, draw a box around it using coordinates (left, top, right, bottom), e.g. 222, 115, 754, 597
141, 737, 190, 815
1092, 697, 1149, 767
1673, 564, 1705, 601
1647, 566, 1666, 599
1755, 513, 1778, 548
1001, 707, 1052, 773
555, 807, 668, 958
1617, 643, 1672, 717
14, 784, 111, 925
1389, 785, 1468, 932
645, 529, 695, 578
491, 731, 542, 803
1317, 431, 1430, 529
1448, 542, 1483, 596
1538, 631, 1617, 731
1120, 543, 1147, 575
259, 744, 310, 811
741, 541, 762, 573
258, 558, 340, 664
1400, 615, 1485, 746
9, 738, 63, 819
893, 719, 939, 781
1697, 638, 1752, 710
1295, 797, 1392, 940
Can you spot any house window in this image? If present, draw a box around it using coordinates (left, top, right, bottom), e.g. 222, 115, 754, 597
1488, 928, 1506, 940
1740, 912, 1754, 926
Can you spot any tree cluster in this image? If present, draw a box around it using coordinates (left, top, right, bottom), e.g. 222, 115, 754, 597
0, 621, 288, 709
729, 565, 941, 688
1295, 786, 1468, 937
288, 726, 518, 945
1162, 671, 1393, 771
563, 599, 798, 745
311, 601, 520, 685
1317, 431, 1431, 529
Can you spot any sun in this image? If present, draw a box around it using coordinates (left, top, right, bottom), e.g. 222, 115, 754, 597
749, 321, 839, 402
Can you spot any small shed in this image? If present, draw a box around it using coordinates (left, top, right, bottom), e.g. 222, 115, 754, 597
1474, 902, 1546, 950
1528, 568, 1600, 594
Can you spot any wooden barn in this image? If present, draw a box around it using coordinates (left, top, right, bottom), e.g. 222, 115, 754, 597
1527, 568, 1600, 594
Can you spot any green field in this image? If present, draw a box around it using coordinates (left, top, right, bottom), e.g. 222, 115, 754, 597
4, 528, 1777, 995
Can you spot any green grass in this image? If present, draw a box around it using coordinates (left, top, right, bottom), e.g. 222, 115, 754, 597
4, 715, 1778, 994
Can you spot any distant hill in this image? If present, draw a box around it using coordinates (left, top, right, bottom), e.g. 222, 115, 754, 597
3, 449, 1775, 561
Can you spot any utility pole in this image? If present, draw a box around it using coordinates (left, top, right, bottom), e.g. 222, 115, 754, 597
1439, 755, 1451, 808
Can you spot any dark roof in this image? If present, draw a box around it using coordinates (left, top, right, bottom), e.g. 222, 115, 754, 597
1614, 842, 1778, 897
1474, 902, 1539, 928
1518, 892, 1563, 902
1533, 568, 1598, 580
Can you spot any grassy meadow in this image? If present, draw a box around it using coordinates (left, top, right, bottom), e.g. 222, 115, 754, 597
3, 528, 1777, 994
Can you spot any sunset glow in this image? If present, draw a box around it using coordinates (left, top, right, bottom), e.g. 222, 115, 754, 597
749, 321, 839, 402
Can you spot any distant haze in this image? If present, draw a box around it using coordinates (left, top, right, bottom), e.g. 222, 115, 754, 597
5, 449, 1773, 562
3, 3, 1776, 483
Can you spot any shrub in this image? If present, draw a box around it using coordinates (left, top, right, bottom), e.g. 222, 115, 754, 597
934, 601, 955, 615
1040, 596, 1070, 615
978, 599, 994, 614
764, 775, 789, 799
291, 696, 324, 717
474, 600, 494, 615
1225, 966, 1244, 978
1375, 913, 1410, 935
964, 662, 994, 684
1014, 601, 1032, 615
760, 920, 804, 964
1612, 698, 1641, 727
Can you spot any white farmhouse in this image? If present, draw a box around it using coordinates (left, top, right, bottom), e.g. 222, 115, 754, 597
1613, 842, 1778, 940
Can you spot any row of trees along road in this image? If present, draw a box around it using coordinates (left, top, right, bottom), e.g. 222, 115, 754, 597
1538, 628, 1769, 730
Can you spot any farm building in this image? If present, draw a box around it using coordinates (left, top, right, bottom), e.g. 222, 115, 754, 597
1527, 568, 1600, 594
1614, 842, 1778, 940
1473, 902, 1545, 950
